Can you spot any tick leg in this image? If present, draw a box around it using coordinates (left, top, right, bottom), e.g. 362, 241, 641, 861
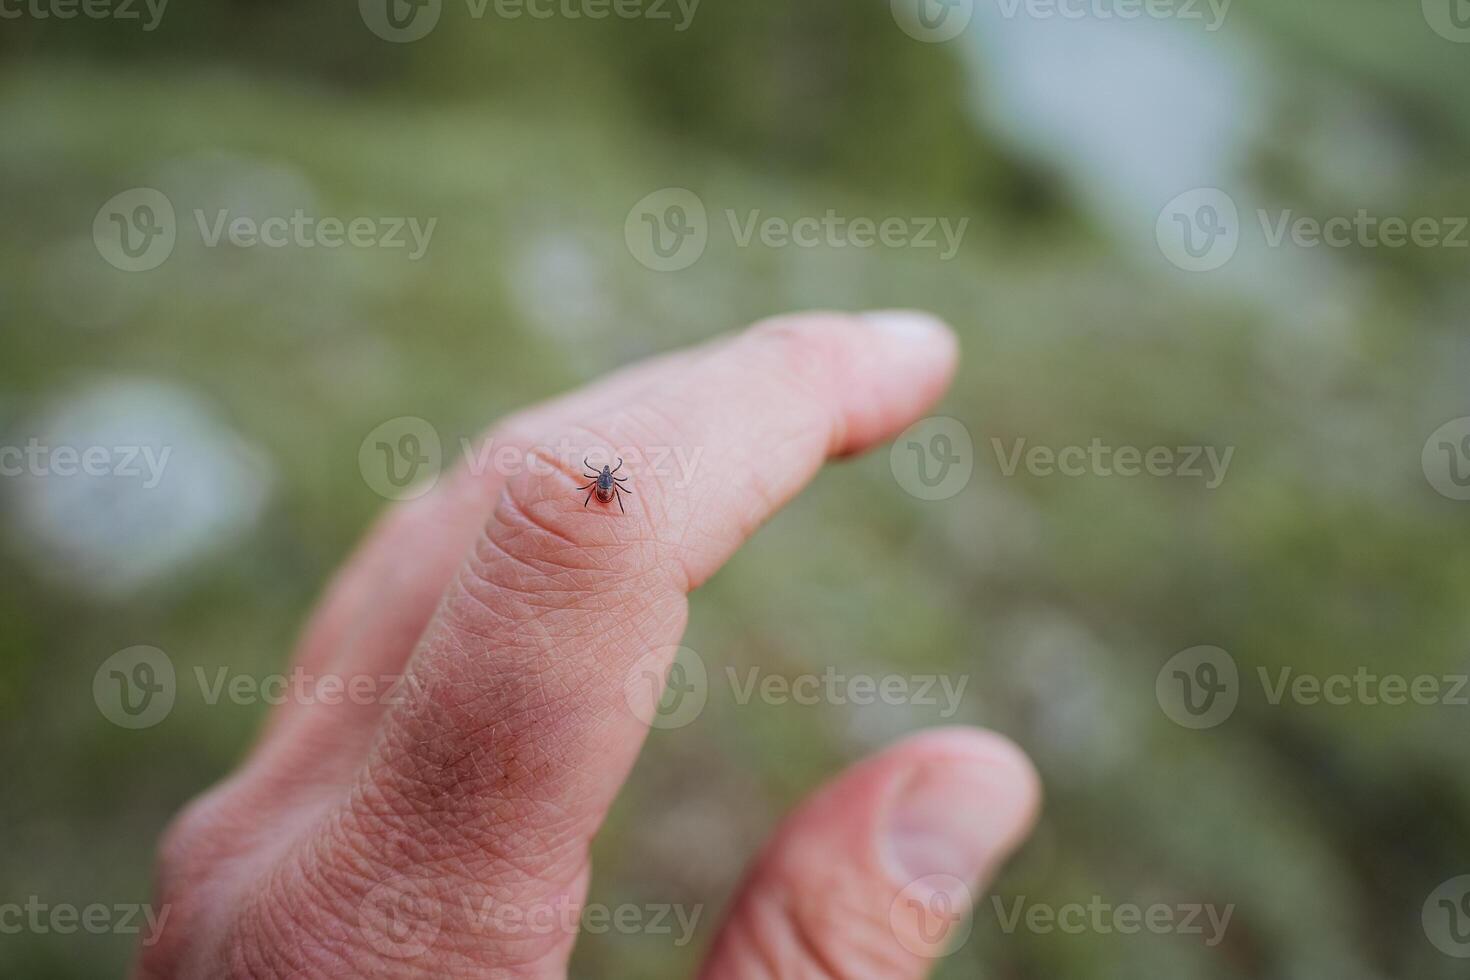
612, 458, 623, 474
616, 484, 633, 494
583, 457, 592, 471
577, 480, 597, 489
613, 475, 628, 483
584, 489, 594, 507
616, 489, 625, 514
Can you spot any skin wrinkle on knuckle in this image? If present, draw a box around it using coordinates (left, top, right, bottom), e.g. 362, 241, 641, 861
491, 489, 606, 572
495, 404, 758, 596
153, 799, 218, 893
792, 891, 894, 980
342, 717, 613, 908
381, 707, 524, 803
148, 779, 381, 977
439, 550, 664, 721
445, 446, 690, 633
218, 863, 357, 979
150, 781, 306, 926
302, 814, 584, 973
733, 855, 904, 980
473, 447, 668, 581
352, 785, 571, 893
731, 892, 845, 980
342, 776, 472, 860
364, 655, 604, 826
722, 909, 786, 980
750, 313, 854, 375
461, 514, 649, 615
414, 623, 618, 730
321, 800, 593, 971
750, 322, 856, 454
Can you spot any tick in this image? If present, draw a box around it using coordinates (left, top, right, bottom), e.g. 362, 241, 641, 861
579, 457, 633, 513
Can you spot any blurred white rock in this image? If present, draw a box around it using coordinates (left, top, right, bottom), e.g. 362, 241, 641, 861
4, 377, 273, 598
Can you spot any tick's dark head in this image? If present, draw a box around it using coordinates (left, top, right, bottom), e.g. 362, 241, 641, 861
597, 467, 614, 489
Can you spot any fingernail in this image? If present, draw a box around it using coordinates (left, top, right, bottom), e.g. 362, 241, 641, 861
882, 759, 1025, 886
860, 310, 950, 344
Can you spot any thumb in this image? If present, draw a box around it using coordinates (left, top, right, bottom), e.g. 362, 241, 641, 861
699, 728, 1040, 979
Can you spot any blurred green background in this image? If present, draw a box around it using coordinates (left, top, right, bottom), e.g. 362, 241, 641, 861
5, 0, 1470, 976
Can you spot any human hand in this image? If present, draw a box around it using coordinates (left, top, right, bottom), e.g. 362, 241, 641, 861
137, 311, 1041, 978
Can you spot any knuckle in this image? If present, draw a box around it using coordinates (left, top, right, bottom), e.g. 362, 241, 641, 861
210, 852, 362, 978
487, 477, 618, 580
747, 312, 858, 384
153, 783, 239, 898
367, 680, 585, 829
447, 439, 672, 623
139, 784, 249, 976
732, 863, 912, 980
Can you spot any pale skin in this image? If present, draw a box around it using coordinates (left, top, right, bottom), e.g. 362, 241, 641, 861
136, 310, 1042, 979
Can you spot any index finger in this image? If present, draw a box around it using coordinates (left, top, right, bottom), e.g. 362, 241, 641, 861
311, 311, 957, 966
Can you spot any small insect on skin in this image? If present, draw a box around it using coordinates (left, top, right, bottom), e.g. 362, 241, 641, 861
579, 456, 634, 513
